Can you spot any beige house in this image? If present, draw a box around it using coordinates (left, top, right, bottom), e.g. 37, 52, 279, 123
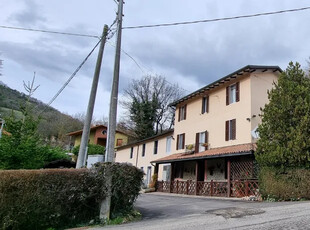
116, 65, 282, 196
115, 130, 174, 186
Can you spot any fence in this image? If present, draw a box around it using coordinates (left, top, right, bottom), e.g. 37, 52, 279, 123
156, 179, 259, 198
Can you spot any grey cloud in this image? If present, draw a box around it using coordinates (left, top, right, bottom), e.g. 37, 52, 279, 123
8, 0, 46, 26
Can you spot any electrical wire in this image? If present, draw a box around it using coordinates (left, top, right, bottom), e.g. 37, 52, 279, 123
107, 41, 190, 93
40, 37, 102, 113
0, 25, 100, 39
123, 6, 310, 29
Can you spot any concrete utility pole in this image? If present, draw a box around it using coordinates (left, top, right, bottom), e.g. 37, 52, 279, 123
76, 25, 109, 169
105, 0, 124, 163
100, 0, 124, 221
0, 118, 5, 139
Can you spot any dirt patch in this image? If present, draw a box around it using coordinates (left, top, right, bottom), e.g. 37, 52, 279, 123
206, 207, 265, 219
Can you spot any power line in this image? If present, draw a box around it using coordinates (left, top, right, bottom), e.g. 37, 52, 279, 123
107, 41, 190, 93
42, 37, 103, 111
0, 25, 100, 39
123, 6, 310, 29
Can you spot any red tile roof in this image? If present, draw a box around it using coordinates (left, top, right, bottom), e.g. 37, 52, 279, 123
151, 143, 256, 163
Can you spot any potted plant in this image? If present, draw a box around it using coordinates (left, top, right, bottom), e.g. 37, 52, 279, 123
186, 144, 194, 151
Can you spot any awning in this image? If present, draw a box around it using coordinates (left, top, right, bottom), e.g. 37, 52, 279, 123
151, 143, 256, 164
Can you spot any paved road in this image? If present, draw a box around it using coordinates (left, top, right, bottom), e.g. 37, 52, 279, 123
93, 193, 310, 230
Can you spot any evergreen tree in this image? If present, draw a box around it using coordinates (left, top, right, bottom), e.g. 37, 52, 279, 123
256, 62, 310, 168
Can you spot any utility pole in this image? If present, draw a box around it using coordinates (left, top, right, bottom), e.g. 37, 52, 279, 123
76, 25, 109, 169
0, 118, 4, 139
100, 0, 124, 221
105, 0, 124, 163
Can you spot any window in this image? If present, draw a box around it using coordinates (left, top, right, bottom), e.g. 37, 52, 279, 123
195, 131, 208, 153
142, 143, 146, 157
130, 147, 134, 159
178, 104, 187, 121
201, 96, 209, 114
225, 119, 236, 141
116, 139, 123, 146
226, 82, 240, 105
140, 167, 144, 173
166, 136, 172, 153
101, 130, 107, 135
176, 133, 185, 150
153, 140, 158, 154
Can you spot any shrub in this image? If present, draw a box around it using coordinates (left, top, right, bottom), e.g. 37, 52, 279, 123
0, 111, 69, 170
259, 167, 310, 201
72, 144, 106, 156
0, 163, 143, 230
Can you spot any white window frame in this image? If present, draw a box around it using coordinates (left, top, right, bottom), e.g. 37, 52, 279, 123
202, 96, 208, 114
180, 105, 186, 121
199, 132, 206, 152
178, 134, 184, 150
229, 84, 237, 104
166, 136, 172, 154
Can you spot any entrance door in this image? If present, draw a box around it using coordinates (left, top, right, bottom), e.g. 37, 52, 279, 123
146, 166, 152, 187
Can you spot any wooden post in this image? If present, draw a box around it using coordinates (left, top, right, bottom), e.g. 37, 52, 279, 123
154, 164, 159, 190
204, 160, 208, 181
210, 180, 214, 196
186, 180, 189, 195
154, 163, 159, 175
227, 159, 231, 197
195, 161, 199, 195
245, 180, 249, 197
176, 180, 179, 194
169, 163, 174, 193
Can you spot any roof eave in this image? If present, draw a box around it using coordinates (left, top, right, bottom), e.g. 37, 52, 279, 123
151, 151, 254, 164
169, 65, 282, 107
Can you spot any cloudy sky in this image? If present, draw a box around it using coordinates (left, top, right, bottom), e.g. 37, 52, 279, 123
1, 0, 310, 120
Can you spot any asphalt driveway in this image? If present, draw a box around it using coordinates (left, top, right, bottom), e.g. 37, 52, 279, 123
93, 193, 310, 230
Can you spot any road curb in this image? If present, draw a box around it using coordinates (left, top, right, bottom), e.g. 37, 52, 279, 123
144, 192, 245, 201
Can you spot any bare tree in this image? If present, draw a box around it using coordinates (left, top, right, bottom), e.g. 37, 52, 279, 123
122, 75, 184, 139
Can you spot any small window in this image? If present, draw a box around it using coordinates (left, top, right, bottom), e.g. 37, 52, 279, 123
201, 96, 209, 114
166, 136, 172, 153
153, 140, 158, 155
130, 147, 134, 159
226, 82, 240, 105
178, 104, 187, 121
102, 130, 107, 135
116, 139, 123, 146
142, 143, 146, 157
177, 133, 185, 150
225, 119, 236, 141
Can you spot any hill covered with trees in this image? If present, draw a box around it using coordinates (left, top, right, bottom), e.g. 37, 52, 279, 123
0, 84, 83, 148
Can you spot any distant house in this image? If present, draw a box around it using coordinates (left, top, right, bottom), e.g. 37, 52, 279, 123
115, 65, 282, 197
67, 125, 129, 149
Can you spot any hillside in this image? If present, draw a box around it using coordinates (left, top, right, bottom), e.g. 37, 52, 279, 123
0, 84, 83, 147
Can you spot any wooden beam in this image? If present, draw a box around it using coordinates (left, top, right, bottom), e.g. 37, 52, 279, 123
195, 161, 199, 195
170, 162, 174, 193
227, 159, 231, 197
204, 160, 208, 181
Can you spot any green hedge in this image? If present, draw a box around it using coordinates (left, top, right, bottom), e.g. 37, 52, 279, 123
259, 167, 310, 201
0, 163, 143, 230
